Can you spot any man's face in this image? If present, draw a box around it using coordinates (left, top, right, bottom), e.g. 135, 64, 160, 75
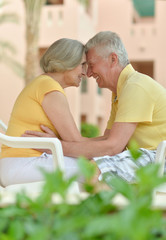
86, 47, 112, 89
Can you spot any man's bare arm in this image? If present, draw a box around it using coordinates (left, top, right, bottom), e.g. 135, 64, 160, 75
90, 129, 111, 141
61, 122, 137, 159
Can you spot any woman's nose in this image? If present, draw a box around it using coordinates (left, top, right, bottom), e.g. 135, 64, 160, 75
82, 67, 86, 76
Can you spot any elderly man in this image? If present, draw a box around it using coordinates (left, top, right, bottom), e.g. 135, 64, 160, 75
62, 31, 166, 182
25, 31, 166, 183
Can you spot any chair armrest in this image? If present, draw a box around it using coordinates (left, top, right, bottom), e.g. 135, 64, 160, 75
0, 133, 64, 171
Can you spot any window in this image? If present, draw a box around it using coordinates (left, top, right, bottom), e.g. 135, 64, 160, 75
97, 116, 103, 130
81, 114, 87, 123
39, 48, 47, 58
130, 61, 154, 78
46, 0, 64, 5
132, 0, 154, 17
132, 0, 155, 23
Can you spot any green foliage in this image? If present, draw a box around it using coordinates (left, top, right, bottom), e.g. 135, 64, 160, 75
128, 140, 142, 160
78, 156, 97, 193
103, 164, 166, 240
81, 122, 100, 138
0, 151, 166, 239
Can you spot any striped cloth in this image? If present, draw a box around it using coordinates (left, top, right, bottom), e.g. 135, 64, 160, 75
93, 148, 157, 184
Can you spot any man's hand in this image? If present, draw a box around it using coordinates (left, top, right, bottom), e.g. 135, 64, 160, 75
22, 125, 56, 138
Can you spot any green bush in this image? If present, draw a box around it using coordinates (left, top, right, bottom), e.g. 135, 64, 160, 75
81, 122, 100, 138
0, 153, 166, 239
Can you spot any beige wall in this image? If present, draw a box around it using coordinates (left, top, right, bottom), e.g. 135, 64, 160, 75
155, 0, 166, 87
0, 0, 25, 125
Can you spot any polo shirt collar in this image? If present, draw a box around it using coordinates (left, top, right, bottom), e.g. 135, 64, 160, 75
116, 64, 135, 100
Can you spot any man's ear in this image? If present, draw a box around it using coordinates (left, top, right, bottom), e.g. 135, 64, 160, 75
108, 52, 118, 66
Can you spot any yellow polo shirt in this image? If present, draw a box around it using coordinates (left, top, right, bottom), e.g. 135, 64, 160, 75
107, 64, 166, 149
1, 75, 66, 158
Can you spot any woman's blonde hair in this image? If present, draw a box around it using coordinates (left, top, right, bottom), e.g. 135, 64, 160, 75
40, 38, 84, 73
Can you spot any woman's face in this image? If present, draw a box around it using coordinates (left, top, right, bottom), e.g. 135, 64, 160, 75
64, 54, 87, 87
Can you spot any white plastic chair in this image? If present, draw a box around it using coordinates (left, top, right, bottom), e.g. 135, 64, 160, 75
0, 120, 80, 196
154, 141, 166, 193
0, 120, 7, 132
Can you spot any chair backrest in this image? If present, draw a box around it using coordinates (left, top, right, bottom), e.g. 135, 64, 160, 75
155, 141, 166, 176
153, 140, 166, 195
0, 120, 7, 132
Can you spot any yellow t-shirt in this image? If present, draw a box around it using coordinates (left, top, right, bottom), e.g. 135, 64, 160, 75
107, 64, 166, 150
1, 75, 66, 158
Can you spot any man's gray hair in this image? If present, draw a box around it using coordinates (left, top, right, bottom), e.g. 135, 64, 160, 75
40, 38, 84, 73
85, 31, 129, 67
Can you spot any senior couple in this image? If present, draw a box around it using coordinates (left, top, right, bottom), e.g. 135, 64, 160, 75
1, 31, 166, 187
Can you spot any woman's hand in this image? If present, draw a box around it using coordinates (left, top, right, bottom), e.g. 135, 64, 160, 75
22, 125, 56, 138
21, 125, 57, 154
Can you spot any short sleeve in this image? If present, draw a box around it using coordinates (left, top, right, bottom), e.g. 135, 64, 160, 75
36, 77, 66, 104
115, 83, 155, 123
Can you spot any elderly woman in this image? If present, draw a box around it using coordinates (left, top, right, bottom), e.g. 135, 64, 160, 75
0, 38, 88, 187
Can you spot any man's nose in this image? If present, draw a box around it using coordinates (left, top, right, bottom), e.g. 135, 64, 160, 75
86, 66, 92, 77
82, 67, 86, 76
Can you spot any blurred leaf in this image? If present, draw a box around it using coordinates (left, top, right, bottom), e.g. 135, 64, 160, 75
83, 215, 114, 237
8, 220, 24, 240
81, 122, 100, 138
128, 140, 142, 161
78, 156, 96, 180
136, 164, 166, 197
38, 168, 77, 202
107, 176, 134, 201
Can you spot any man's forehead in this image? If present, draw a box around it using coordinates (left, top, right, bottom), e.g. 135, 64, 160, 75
86, 50, 101, 64
86, 57, 95, 64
